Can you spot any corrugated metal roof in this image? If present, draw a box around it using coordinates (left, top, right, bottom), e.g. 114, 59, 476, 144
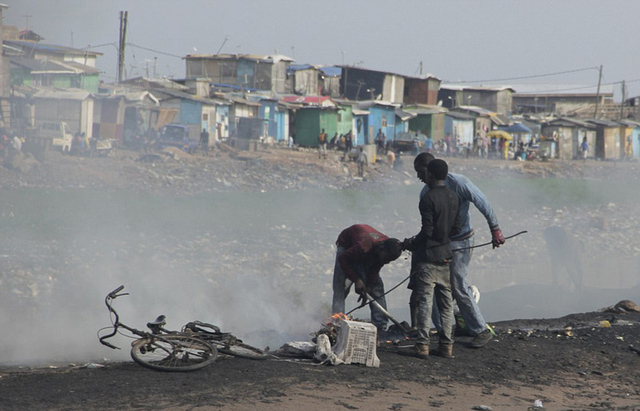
339, 65, 439, 81
13, 58, 101, 75
544, 117, 595, 128
4, 39, 102, 56
511, 83, 614, 96
356, 100, 400, 109
586, 118, 620, 127
619, 120, 640, 127
11, 57, 70, 73
405, 104, 448, 115
151, 87, 221, 105
440, 84, 515, 93
445, 111, 475, 120
184, 53, 294, 63
222, 94, 261, 107
395, 108, 416, 121
32, 87, 92, 100
281, 96, 337, 107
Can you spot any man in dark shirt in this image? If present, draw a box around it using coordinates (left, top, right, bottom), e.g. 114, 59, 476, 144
332, 224, 403, 332
401, 159, 461, 359
200, 128, 210, 156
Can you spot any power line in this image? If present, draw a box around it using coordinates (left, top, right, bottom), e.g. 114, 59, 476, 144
126, 43, 183, 59
519, 79, 640, 94
447, 66, 601, 84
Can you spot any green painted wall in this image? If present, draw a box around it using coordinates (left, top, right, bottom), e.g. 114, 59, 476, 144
295, 108, 338, 147
336, 105, 353, 136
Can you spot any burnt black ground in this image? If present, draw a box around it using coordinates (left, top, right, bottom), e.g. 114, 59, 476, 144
1, 311, 638, 410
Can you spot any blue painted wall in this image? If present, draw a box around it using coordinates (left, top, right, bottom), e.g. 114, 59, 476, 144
354, 115, 367, 146
180, 99, 202, 125
367, 105, 396, 144
275, 109, 287, 142
259, 99, 279, 139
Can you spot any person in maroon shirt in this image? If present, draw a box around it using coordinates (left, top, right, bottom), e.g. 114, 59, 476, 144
332, 224, 403, 332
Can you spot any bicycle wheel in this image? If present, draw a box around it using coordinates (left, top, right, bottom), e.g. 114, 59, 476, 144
131, 334, 217, 372
217, 341, 270, 360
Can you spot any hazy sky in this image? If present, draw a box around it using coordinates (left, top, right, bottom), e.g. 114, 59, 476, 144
3, 0, 639, 99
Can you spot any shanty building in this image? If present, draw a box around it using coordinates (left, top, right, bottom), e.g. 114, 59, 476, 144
184, 53, 293, 94
151, 87, 226, 141
26, 87, 95, 138
405, 104, 447, 141
403, 74, 441, 106
618, 119, 640, 160
586, 118, 621, 160
282, 96, 338, 147
3, 39, 101, 73
286, 64, 342, 98
512, 85, 615, 117
439, 86, 514, 117
339, 66, 405, 103
444, 111, 475, 148
540, 118, 596, 160
10, 57, 101, 93
355, 101, 398, 145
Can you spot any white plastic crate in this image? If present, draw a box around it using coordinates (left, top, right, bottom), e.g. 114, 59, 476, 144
332, 320, 380, 367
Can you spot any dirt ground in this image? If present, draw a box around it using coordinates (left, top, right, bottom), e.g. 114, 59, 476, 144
0, 311, 639, 410
2, 145, 640, 410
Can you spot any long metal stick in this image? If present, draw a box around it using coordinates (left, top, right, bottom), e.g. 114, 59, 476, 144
364, 292, 410, 333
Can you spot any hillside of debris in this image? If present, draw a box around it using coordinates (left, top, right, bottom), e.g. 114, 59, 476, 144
3, 144, 640, 194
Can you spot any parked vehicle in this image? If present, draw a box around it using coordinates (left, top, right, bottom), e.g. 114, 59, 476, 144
157, 124, 199, 153
37, 121, 74, 152
391, 132, 427, 154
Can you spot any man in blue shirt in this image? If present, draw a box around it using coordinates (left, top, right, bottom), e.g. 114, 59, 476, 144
412, 153, 505, 348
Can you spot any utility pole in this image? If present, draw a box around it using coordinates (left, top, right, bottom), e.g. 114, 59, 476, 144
619, 80, 626, 120
22, 14, 32, 30
593, 65, 602, 119
117, 11, 128, 83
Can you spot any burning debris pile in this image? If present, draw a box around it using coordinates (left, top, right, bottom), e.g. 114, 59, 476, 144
272, 313, 382, 367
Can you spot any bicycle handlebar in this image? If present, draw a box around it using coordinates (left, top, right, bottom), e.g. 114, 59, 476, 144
108, 285, 128, 299
100, 285, 127, 350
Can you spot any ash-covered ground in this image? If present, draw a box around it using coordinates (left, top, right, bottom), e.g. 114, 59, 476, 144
1, 145, 640, 410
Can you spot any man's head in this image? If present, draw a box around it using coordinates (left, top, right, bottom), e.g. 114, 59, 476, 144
374, 238, 403, 265
414, 152, 435, 184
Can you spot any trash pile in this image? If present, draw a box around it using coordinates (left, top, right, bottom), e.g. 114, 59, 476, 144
273, 314, 381, 367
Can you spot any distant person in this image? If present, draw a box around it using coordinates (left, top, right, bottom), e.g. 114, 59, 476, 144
357, 146, 367, 177
200, 128, 210, 156
425, 135, 434, 153
345, 131, 353, 152
412, 152, 505, 349
400, 159, 461, 359
11, 135, 22, 152
329, 133, 338, 150
386, 149, 396, 168
543, 226, 584, 290
332, 224, 403, 334
580, 137, 588, 160
288, 135, 294, 149
318, 128, 327, 159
